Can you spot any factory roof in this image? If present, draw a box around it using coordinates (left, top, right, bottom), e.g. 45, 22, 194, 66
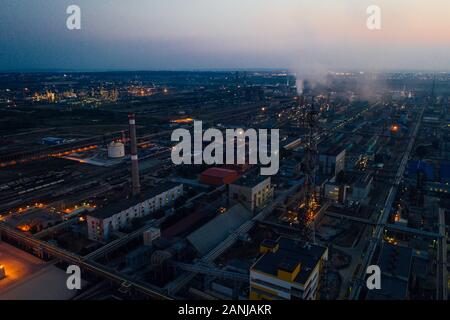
199, 167, 239, 185
366, 275, 409, 300
162, 201, 219, 239
90, 182, 182, 219
201, 167, 238, 178
378, 242, 412, 281
440, 162, 450, 182
367, 242, 412, 300
231, 172, 270, 188
186, 203, 252, 255
406, 160, 435, 181
251, 237, 327, 285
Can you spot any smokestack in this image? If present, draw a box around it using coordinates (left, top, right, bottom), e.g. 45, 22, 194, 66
128, 114, 141, 196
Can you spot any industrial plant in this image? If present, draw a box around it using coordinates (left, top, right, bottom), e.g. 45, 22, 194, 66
0, 0, 448, 308
0, 70, 448, 302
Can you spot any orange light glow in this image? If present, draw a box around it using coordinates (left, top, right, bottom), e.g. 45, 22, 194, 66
50, 145, 98, 158
18, 225, 31, 232
171, 117, 194, 124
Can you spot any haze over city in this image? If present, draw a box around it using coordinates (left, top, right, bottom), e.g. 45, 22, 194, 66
1, 0, 450, 71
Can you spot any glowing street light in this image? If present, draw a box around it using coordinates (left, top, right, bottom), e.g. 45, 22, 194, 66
390, 124, 399, 132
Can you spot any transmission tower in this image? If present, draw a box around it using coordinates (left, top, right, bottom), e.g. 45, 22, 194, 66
299, 95, 319, 243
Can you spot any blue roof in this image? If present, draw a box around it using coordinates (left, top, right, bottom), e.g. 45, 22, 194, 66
440, 162, 450, 182
406, 160, 435, 180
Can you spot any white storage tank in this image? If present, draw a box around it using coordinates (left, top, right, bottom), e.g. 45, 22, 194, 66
107, 141, 125, 158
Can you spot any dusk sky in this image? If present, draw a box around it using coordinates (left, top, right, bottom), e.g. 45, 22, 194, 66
1, 0, 449, 72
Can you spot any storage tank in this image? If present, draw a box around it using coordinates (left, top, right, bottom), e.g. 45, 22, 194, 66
107, 141, 125, 158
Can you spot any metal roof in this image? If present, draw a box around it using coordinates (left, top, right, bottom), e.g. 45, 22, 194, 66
186, 203, 252, 255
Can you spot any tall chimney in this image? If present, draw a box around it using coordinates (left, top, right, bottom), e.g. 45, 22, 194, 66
128, 114, 141, 196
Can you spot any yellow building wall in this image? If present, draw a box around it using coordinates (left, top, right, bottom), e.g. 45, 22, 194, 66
277, 263, 301, 282
249, 283, 278, 300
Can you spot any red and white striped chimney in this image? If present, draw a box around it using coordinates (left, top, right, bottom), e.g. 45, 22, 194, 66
128, 114, 141, 196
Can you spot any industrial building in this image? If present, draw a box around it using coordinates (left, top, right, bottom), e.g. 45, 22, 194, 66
366, 242, 413, 300
318, 145, 346, 176
405, 159, 450, 195
324, 171, 373, 205
87, 183, 183, 241
199, 167, 239, 186
229, 174, 273, 212
0, 69, 447, 302
249, 237, 328, 300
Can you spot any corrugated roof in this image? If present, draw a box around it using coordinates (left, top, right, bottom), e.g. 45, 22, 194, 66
187, 203, 252, 255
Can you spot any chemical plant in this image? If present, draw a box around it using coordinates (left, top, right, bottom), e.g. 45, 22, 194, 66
0, 70, 448, 301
